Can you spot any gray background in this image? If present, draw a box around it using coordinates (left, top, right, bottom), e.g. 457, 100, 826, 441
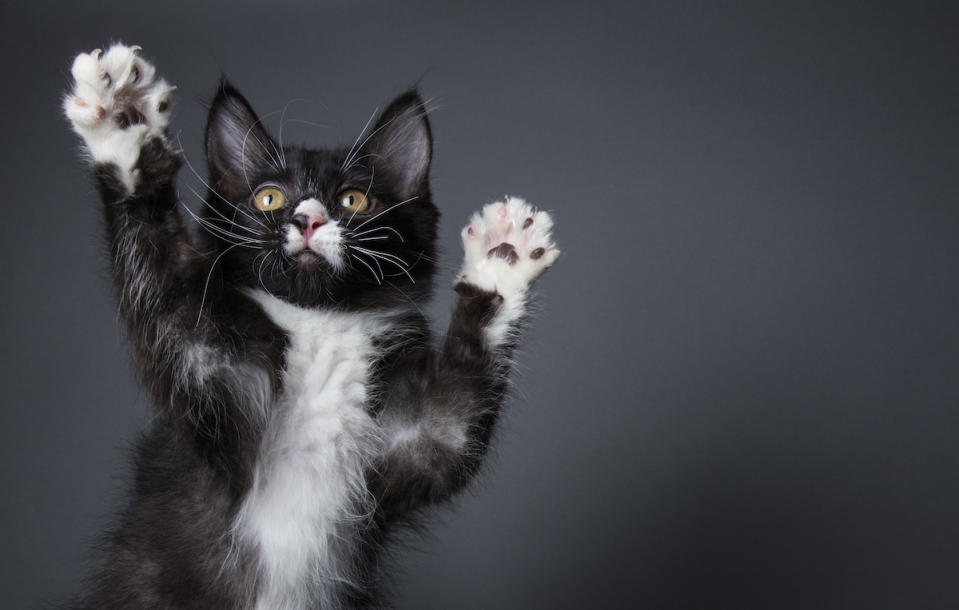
2, 1, 958, 608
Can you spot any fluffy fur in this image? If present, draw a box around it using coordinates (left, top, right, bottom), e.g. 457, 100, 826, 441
63, 43, 559, 609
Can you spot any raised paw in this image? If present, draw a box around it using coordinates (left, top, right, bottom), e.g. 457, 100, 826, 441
457, 196, 560, 297
63, 43, 175, 192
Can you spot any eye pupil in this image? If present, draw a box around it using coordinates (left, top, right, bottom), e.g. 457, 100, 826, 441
264, 195, 273, 205
338, 190, 369, 213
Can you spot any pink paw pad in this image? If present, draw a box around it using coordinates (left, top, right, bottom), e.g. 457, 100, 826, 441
458, 197, 560, 289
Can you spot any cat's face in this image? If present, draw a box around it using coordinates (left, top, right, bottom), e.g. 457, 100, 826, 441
202, 83, 438, 309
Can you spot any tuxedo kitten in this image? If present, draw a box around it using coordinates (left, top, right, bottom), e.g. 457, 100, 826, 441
63, 43, 559, 609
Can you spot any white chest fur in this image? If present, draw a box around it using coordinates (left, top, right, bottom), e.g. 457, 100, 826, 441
236, 290, 390, 609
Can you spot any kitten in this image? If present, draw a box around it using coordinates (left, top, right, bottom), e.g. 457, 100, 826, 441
63, 43, 559, 609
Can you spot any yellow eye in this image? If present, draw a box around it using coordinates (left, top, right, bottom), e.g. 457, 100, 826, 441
253, 187, 286, 211
339, 189, 370, 214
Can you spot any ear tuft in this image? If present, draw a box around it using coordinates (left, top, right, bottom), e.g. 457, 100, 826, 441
205, 80, 278, 199
359, 91, 432, 200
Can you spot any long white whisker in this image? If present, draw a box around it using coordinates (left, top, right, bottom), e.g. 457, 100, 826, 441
256, 251, 276, 293
350, 246, 408, 268
342, 153, 382, 175
355, 248, 384, 277
351, 196, 420, 231
179, 203, 264, 247
176, 140, 271, 231
342, 103, 432, 174
179, 202, 264, 242
350, 253, 381, 285
244, 108, 287, 173
384, 278, 427, 317
281, 118, 330, 132
184, 185, 263, 235
195, 244, 241, 328
348, 225, 405, 242
342, 107, 379, 172
342, 108, 421, 172
350, 246, 415, 284
278, 99, 299, 168
346, 165, 375, 227
268, 250, 287, 280
241, 126, 280, 190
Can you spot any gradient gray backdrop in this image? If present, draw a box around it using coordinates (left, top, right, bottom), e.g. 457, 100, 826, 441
2, 1, 958, 608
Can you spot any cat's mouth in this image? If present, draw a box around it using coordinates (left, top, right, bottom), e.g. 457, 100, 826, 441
295, 249, 322, 265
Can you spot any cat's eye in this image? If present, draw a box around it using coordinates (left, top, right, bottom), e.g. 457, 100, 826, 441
253, 187, 286, 211
339, 190, 370, 214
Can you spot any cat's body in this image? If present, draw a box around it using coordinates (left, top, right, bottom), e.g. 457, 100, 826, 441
64, 44, 558, 609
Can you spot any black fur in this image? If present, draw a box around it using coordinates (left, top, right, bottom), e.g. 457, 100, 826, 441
74, 81, 526, 609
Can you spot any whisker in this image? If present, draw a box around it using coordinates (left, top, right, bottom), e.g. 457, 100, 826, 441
350, 196, 420, 231
278, 100, 300, 168
179, 203, 265, 247
183, 185, 263, 236
348, 225, 405, 242
355, 248, 384, 277
350, 253, 381, 285
179, 203, 264, 242
342, 153, 382, 176
349, 246, 409, 268
195, 243, 242, 328
241, 125, 281, 190
281, 118, 330, 131
256, 250, 276, 293
341, 101, 434, 174
350, 246, 415, 284
384, 278, 427, 317
342, 107, 379, 172
269, 250, 287, 279
342, 107, 426, 172
244, 108, 288, 172
346, 165, 375, 227
176, 140, 271, 231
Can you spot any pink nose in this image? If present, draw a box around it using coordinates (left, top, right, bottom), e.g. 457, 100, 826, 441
292, 213, 326, 241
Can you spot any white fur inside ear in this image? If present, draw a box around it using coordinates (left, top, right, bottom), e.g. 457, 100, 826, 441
457, 196, 559, 346
63, 43, 174, 194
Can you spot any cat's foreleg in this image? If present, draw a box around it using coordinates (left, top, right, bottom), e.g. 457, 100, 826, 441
64, 45, 268, 482
374, 197, 559, 513
64, 44, 187, 318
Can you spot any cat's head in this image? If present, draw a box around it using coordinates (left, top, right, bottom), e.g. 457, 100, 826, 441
202, 82, 438, 309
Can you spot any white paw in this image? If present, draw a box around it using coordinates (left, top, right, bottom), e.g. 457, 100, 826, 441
63, 43, 175, 193
458, 196, 560, 298
457, 197, 559, 346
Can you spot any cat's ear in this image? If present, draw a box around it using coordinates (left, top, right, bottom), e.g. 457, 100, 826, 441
359, 91, 432, 200
205, 80, 279, 200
